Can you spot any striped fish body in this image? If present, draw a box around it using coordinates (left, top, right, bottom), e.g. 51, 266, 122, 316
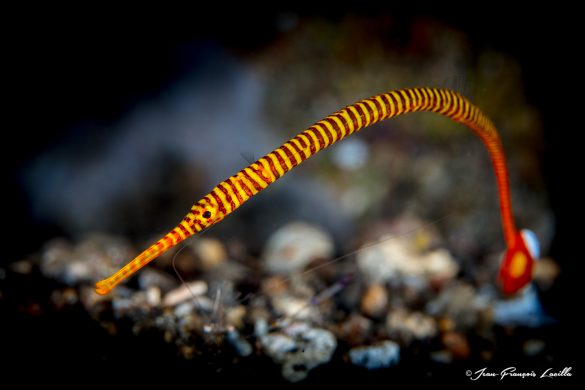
96, 88, 526, 295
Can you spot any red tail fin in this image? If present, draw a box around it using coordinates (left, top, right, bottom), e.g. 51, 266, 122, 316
498, 231, 536, 295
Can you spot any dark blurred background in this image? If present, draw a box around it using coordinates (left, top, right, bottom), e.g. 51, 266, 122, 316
2, 3, 575, 382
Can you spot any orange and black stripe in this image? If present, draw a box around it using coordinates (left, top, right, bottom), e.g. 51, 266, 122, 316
96, 88, 519, 295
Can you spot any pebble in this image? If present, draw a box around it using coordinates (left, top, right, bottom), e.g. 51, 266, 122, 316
430, 350, 453, 364
205, 261, 249, 284
437, 317, 456, 333
138, 269, 178, 293
254, 317, 269, 338
50, 288, 79, 309
386, 309, 437, 343
225, 305, 247, 329
40, 239, 73, 279
441, 331, 470, 359
357, 239, 413, 284
10, 260, 33, 274
40, 235, 133, 286
163, 281, 208, 307
261, 276, 289, 296
174, 301, 196, 318
356, 236, 458, 287
349, 340, 400, 369
260, 322, 337, 382
261, 333, 297, 361
523, 339, 545, 356
188, 237, 227, 270
493, 286, 546, 327
360, 284, 388, 318
263, 222, 334, 275
337, 313, 373, 346
111, 291, 151, 319
533, 257, 560, 291
226, 328, 253, 356
271, 295, 320, 322
145, 286, 162, 306
423, 249, 459, 284
426, 282, 482, 330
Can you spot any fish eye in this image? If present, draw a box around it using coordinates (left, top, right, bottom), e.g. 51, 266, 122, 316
202, 210, 212, 219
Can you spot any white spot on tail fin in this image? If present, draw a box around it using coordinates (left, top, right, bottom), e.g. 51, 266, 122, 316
521, 229, 540, 260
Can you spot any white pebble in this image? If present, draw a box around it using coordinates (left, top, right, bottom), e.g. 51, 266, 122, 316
189, 238, 227, 270
163, 281, 208, 307
263, 222, 334, 275
386, 309, 437, 342
260, 323, 337, 382
357, 236, 458, 286
227, 328, 253, 357
349, 340, 400, 369
146, 286, 162, 306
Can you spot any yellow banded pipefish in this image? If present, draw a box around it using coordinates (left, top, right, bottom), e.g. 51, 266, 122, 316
95, 87, 539, 296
